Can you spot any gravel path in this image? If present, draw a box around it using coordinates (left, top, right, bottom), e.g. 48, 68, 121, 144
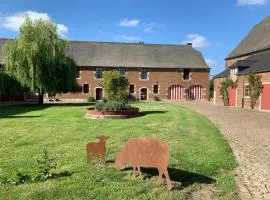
175, 101, 270, 200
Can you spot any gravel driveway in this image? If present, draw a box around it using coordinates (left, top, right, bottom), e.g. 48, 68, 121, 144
176, 101, 270, 200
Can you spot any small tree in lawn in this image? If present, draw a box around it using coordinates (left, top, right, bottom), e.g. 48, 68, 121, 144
102, 71, 129, 103
220, 77, 234, 106
247, 72, 262, 109
3, 16, 78, 104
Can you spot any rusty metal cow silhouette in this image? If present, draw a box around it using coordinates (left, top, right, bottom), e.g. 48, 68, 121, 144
86, 136, 110, 162
115, 138, 172, 190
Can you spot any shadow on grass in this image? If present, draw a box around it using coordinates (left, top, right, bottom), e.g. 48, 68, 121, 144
137, 111, 167, 117
116, 165, 215, 190
0, 105, 46, 119
0, 103, 92, 119
49, 171, 74, 180
3, 115, 42, 119
44, 103, 94, 107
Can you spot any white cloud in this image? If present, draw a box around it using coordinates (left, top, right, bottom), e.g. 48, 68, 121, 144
205, 59, 218, 67
0, 11, 68, 37
181, 34, 210, 48
115, 34, 141, 42
237, 0, 268, 6
118, 18, 140, 27
56, 24, 68, 38
144, 22, 157, 33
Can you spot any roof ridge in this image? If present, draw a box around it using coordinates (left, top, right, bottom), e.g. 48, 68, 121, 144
70, 40, 192, 48
226, 15, 270, 59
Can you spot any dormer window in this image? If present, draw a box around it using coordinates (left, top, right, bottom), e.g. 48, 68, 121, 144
230, 67, 238, 77
95, 67, 103, 79
183, 69, 190, 80
118, 67, 126, 75
140, 68, 148, 80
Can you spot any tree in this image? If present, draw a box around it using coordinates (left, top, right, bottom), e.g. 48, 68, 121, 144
102, 70, 129, 103
247, 72, 262, 109
220, 77, 234, 106
3, 16, 78, 104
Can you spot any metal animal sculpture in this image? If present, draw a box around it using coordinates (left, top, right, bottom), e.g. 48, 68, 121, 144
86, 136, 110, 162
115, 138, 172, 190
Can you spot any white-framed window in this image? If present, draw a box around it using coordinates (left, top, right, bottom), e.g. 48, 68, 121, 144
140, 68, 148, 80
230, 67, 238, 77
95, 67, 103, 79
244, 85, 251, 97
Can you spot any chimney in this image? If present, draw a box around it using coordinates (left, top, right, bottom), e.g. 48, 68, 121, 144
186, 43, 192, 47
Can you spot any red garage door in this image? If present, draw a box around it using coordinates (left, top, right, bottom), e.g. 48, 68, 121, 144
261, 84, 270, 110
229, 87, 236, 106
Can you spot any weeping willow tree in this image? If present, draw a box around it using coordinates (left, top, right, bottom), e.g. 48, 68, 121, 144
3, 16, 78, 104
0, 72, 26, 95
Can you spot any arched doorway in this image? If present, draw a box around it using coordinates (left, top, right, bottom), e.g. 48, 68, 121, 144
168, 85, 185, 100
95, 88, 103, 101
140, 88, 148, 100
187, 85, 204, 100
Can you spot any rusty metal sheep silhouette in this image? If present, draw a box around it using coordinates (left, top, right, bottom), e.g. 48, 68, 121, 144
115, 138, 172, 190
86, 136, 110, 162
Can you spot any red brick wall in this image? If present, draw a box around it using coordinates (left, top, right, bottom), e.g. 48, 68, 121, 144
215, 72, 270, 110
214, 77, 226, 105
53, 67, 209, 101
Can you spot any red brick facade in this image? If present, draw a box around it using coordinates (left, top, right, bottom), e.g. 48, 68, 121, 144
53, 67, 209, 101
214, 54, 270, 110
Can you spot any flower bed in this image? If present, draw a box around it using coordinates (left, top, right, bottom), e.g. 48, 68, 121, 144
85, 107, 139, 119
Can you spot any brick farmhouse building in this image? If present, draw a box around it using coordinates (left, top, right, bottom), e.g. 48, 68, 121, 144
0, 39, 210, 102
214, 16, 270, 110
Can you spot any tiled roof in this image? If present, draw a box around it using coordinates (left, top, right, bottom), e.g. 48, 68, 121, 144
0, 38, 209, 69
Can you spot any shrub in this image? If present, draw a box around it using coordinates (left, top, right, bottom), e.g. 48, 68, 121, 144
247, 72, 262, 109
153, 96, 161, 101
86, 96, 95, 102
0, 149, 60, 185
36, 149, 57, 181
220, 77, 236, 106
95, 101, 132, 111
95, 102, 106, 111
102, 71, 129, 103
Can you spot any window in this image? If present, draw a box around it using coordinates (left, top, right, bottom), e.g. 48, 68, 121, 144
230, 67, 238, 77
153, 85, 159, 94
244, 85, 251, 97
95, 67, 103, 79
83, 84, 89, 93
129, 85, 135, 94
140, 68, 148, 80
118, 67, 126, 74
183, 69, 190, 80
76, 66, 80, 78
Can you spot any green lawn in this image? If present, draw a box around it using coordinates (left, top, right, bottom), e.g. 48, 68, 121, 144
0, 102, 237, 200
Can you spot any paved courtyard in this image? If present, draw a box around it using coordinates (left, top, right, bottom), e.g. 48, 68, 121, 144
178, 101, 270, 200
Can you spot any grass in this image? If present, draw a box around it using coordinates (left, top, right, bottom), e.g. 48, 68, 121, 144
0, 102, 237, 200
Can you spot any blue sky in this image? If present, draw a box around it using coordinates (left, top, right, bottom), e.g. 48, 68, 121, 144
0, 0, 270, 76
